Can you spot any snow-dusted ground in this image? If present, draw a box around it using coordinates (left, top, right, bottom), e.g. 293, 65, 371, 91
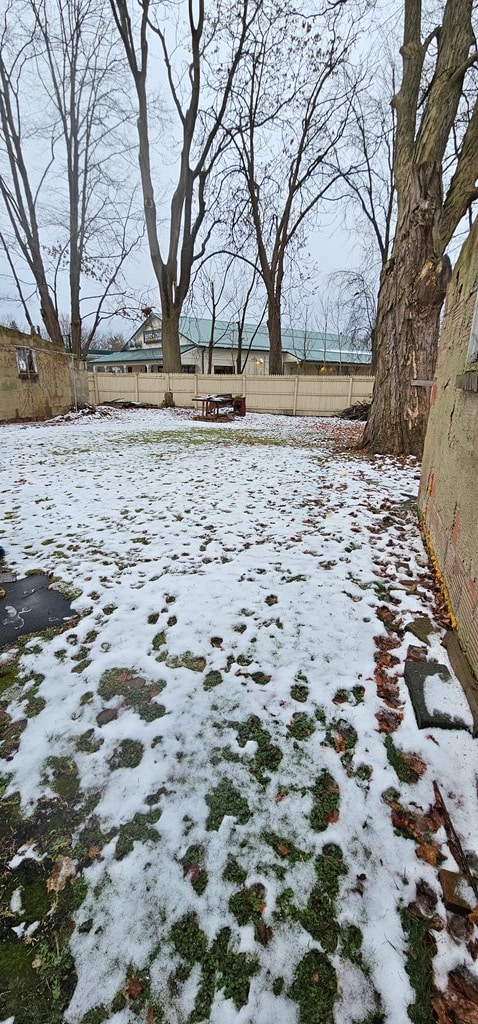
0, 408, 477, 1024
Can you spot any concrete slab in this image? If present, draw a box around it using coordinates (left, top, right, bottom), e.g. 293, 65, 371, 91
404, 656, 472, 731
0, 574, 77, 647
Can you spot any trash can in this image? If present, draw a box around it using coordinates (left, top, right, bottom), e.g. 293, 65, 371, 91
233, 396, 246, 417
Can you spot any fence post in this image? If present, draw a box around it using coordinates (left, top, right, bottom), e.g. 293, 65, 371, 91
347, 376, 353, 407
94, 372, 99, 406
293, 375, 299, 416
135, 373, 139, 403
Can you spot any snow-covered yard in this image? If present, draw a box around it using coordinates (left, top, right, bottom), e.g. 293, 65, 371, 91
0, 409, 477, 1024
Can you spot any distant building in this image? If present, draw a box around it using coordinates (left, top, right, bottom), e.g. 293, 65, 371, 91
87, 312, 371, 375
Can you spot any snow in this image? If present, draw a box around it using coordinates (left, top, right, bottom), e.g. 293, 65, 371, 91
1, 408, 477, 1023
423, 664, 473, 725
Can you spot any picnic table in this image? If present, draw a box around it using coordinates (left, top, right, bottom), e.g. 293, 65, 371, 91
192, 394, 245, 419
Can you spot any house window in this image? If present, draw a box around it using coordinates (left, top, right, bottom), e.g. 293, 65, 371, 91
214, 366, 233, 374
16, 348, 38, 379
144, 329, 162, 345
466, 291, 478, 364
181, 365, 195, 374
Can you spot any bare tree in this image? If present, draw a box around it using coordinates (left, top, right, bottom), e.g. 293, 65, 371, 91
109, 0, 258, 372
187, 256, 235, 373
363, 0, 478, 455
0, 0, 138, 358
187, 250, 265, 373
339, 66, 397, 272
228, 1, 364, 374
328, 269, 376, 355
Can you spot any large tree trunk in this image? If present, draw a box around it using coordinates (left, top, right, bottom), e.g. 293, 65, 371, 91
267, 293, 283, 375
363, 163, 451, 456
160, 298, 183, 374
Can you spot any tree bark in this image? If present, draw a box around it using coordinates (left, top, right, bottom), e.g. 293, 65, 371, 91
363, 0, 477, 455
363, 163, 451, 455
158, 288, 182, 374
267, 294, 283, 375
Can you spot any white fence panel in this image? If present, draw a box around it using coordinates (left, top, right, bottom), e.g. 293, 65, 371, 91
88, 372, 374, 417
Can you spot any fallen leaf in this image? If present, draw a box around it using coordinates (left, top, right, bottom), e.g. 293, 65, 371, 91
274, 792, 285, 803
426, 734, 440, 746
47, 856, 76, 892
401, 751, 427, 779
376, 709, 403, 733
186, 864, 202, 884
416, 843, 441, 866
277, 842, 290, 857
126, 977, 142, 999
254, 921, 273, 947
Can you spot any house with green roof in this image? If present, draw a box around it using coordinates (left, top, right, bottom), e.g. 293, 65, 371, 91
87, 312, 372, 376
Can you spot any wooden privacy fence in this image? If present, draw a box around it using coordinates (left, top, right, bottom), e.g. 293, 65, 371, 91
88, 372, 374, 417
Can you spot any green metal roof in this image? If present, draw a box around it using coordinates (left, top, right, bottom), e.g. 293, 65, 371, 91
93, 314, 371, 366
178, 316, 371, 364
87, 344, 196, 365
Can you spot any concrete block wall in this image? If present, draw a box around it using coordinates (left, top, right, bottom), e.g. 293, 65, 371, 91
0, 326, 85, 422
419, 220, 478, 676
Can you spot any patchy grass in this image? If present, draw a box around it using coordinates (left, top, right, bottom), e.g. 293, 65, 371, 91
288, 712, 316, 741
108, 739, 144, 770
290, 683, 309, 702
262, 831, 311, 864
166, 651, 206, 672
204, 670, 223, 690
181, 844, 208, 895
300, 844, 347, 953
289, 949, 337, 1024
205, 779, 251, 830
234, 715, 282, 781
384, 736, 425, 785
309, 770, 340, 832
169, 915, 258, 1017
222, 856, 247, 886
114, 811, 161, 860
401, 907, 436, 1024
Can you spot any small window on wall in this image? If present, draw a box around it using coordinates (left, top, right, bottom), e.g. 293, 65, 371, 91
467, 291, 478, 364
16, 347, 38, 379
214, 366, 232, 374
